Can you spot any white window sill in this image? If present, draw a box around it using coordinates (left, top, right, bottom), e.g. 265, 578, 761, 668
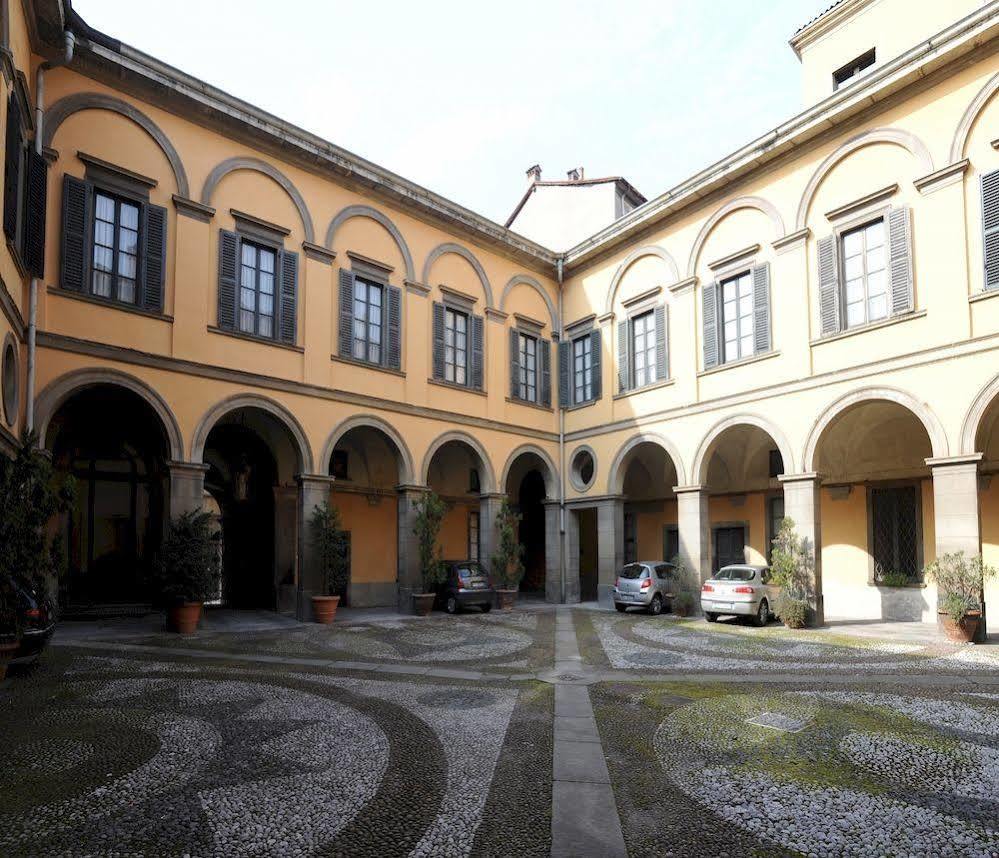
613, 378, 676, 400
810, 310, 926, 346
697, 350, 779, 378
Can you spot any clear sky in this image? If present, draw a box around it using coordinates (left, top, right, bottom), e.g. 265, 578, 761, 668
73, 0, 833, 224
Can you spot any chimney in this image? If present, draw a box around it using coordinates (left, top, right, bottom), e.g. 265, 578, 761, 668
567, 166, 584, 181
526, 164, 542, 184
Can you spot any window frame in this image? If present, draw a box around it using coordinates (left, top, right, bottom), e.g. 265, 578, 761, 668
468, 510, 480, 562
832, 48, 876, 91
90, 188, 142, 306
518, 329, 538, 403
837, 214, 889, 331
718, 269, 755, 364
629, 308, 657, 389
572, 332, 593, 405
351, 274, 385, 365
237, 236, 279, 340
444, 305, 470, 386
866, 481, 924, 586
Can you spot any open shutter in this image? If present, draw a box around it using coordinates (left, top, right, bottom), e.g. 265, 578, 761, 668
217, 229, 239, 330
702, 281, 719, 369
432, 302, 445, 380
982, 170, 999, 291
60, 175, 91, 293
338, 268, 355, 358
140, 202, 167, 312
22, 147, 48, 278
751, 263, 771, 354
386, 285, 402, 369
470, 313, 484, 390
3, 94, 21, 242
818, 235, 840, 336
278, 249, 298, 344
654, 303, 668, 382
509, 327, 520, 399
540, 338, 551, 407
589, 328, 602, 400
887, 207, 913, 316
617, 319, 630, 393
558, 339, 571, 407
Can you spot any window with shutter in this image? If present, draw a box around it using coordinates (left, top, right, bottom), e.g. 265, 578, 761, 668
22, 148, 47, 278
3, 93, 23, 244
654, 303, 668, 382
572, 333, 593, 404
278, 249, 298, 344
817, 235, 841, 335
983, 170, 999, 291
617, 319, 630, 393
540, 338, 551, 407
751, 263, 771, 354
470, 313, 484, 390
887, 207, 913, 316
517, 331, 538, 403
432, 302, 446, 380
840, 218, 888, 329
558, 339, 571, 407
237, 239, 277, 338
589, 328, 602, 400
509, 327, 520, 399
630, 310, 656, 387
702, 281, 719, 369
444, 306, 469, 385
140, 202, 167, 311
352, 276, 384, 363
719, 271, 754, 362
338, 268, 355, 358
386, 286, 402, 370
217, 229, 239, 330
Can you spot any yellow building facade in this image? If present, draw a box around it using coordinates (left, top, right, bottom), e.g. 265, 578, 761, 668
3, 1, 999, 632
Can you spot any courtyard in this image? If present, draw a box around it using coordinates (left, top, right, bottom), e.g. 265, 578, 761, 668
2, 605, 998, 857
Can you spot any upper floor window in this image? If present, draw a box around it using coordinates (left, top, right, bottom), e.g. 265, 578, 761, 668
630, 309, 657, 387
92, 191, 140, 304
518, 331, 538, 402
833, 48, 875, 90
702, 265, 770, 370
720, 270, 754, 362
352, 277, 383, 364
445, 306, 468, 385
573, 334, 592, 404
4, 91, 47, 278
432, 300, 483, 390
239, 240, 276, 338
558, 327, 601, 407
841, 218, 888, 329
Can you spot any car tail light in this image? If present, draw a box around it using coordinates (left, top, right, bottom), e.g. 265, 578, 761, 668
640, 578, 652, 590
25, 608, 41, 619
701, 583, 714, 593
615, 578, 620, 589
457, 577, 468, 589
734, 586, 754, 594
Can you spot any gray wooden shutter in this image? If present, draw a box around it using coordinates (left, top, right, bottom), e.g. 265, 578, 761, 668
617, 319, 630, 393
3, 94, 21, 242
751, 263, 771, 354
818, 235, 841, 336
22, 147, 48, 278
982, 169, 999, 291
140, 202, 167, 312
432, 302, 446, 380
338, 268, 355, 358
386, 285, 402, 369
278, 249, 298, 344
654, 304, 667, 382
589, 328, 602, 400
558, 339, 571, 407
887, 206, 913, 316
540, 338, 551, 407
471, 313, 484, 389
60, 175, 91, 293
702, 281, 719, 369
509, 327, 520, 399
217, 229, 239, 330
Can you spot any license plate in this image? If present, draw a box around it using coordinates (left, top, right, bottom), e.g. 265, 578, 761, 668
472, 582, 486, 589
713, 602, 731, 610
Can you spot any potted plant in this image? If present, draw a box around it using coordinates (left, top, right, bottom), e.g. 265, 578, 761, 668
310, 502, 349, 624
155, 509, 220, 633
490, 499, 524, 610
667, 555, 694, 617
412, 491, 446, 616
770, 517, 813, 629
672, 591, 695, 618
0, 574, 21, 681
923, 552, 996, 643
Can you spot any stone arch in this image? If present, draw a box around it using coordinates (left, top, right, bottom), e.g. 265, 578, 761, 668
692, 414, 795, 484
605, 246, 681, 315
325, 204, 415, 282
420, 430, 496, 493
686, 197, 786, 278
500, 443, 559, 497
34, 367, 184, 461
607, 432, 687, 494
500, 275, 559, 331
319, 414, 415, 485
803, 386, 948, 472
421, 243, 494, 307
44, 92, 190, 197
200, 157, 315, 242
960, 374, 999, 454
190, 394, 314, 473
795, 127, 934, 230
950, 70, 999, 163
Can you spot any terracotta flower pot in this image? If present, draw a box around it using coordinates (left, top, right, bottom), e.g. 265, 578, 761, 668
167, 601, 203, 634
496, 589, 518, 611
0, 638, 19, 682
312, 595, 341, 624
940, 609, 981, 643
412, 593, 435, 616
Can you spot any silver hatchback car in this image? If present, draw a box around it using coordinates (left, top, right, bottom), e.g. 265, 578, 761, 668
700, 564, 779, 626
613, 561, 677, 615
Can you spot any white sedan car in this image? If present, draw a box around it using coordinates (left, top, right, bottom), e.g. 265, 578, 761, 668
700, 564, 778, 626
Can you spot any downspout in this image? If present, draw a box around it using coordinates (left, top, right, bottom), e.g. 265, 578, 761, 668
556, 256, 566, 603
26, 30, 75, 434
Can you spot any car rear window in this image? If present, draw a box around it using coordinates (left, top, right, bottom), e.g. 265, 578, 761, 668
716, 567, 755, 581
620, 564, 648, 579
455, 563, 486, 577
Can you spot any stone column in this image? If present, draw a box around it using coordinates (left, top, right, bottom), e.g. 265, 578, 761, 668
779, 473, 824, 625
296, 474, 335, 621
674, 485, 711, 587
167, 461, 209, 519
543, 499, 562, 603
563, 504, 581, 604
396, 485, 429, 613
596, 497, 624, 605
477, 492, 505, 574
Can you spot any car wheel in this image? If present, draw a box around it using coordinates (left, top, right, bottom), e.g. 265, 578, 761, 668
705, 612, 718, 623
481, 602, 492, 613
649, 594, 663, 616
446, 596, 459, 614
614, 603, 627, 613
754, 599, 769, 627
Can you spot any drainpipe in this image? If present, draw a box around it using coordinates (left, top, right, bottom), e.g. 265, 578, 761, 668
26, 30, 75, 434
556, 256, 566, 603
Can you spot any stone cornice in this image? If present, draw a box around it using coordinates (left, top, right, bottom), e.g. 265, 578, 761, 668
913, 159, 970, 195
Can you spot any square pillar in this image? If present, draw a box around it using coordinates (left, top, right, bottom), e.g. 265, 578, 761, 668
477, 492, 505, 576
543, 500, 562, 603
168, 461, 209, 519
396, 485, 429, 613
564, 505, 581, 604
297, 474, 335, 621
675, 485, 711, 588
779, 473, 824, 625
596, 497, 624, 605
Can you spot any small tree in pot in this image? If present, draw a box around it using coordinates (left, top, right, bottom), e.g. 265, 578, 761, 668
668, 555, 695, 617
491, 499, 524, 610
412, 491, 446, 616
0, 574, 21, 680
155, 510, 220, 633
923, 552, 996, 643
770, 517, 813, 629
310, 502, 349, 624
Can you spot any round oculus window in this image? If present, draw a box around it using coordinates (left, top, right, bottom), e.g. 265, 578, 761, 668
570, 447, 596, 491
1, 338, 16, 428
